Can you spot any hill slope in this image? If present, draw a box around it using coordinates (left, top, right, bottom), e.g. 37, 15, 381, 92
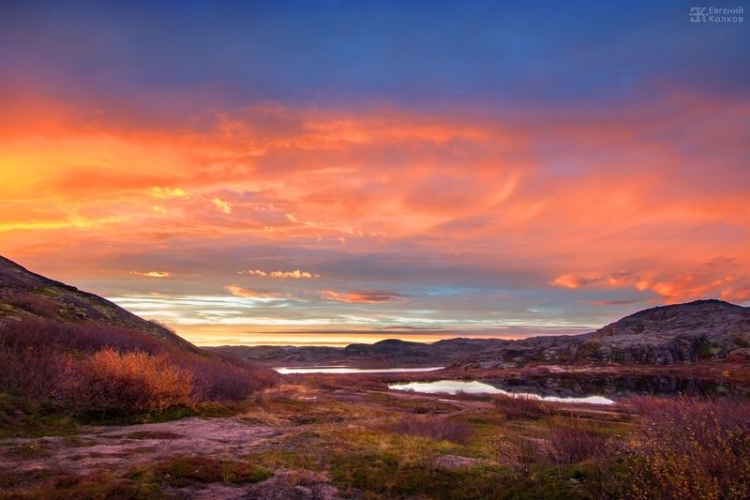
0, 255, 278, 420
584, 299, 750, 364
455, 300, 750, 368
0, 255, 196, 352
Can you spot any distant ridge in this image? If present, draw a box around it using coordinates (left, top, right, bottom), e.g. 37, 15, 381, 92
215, 299, 750, 368
0, 255, 197, 352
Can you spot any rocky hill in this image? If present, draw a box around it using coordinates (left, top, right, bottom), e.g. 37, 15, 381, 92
454, 300, 750, 369
0, 255, 197, 352
585, 299, 750, 364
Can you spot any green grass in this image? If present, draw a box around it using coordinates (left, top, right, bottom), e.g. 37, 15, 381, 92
330, 452, 508, 499
128, 456, 272, 487
3, 471, 168, 500
0, 392, 78, 438
498, 464, 596, 500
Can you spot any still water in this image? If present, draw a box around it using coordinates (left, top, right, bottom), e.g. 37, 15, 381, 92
389, 380, 615, 405
275, 366, 444, 375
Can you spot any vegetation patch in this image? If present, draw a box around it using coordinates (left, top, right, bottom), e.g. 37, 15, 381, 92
330, 451, 507, 499
0, 392, 78, 438
0, 318, 278, 429
129, 456, 272, 487
390, 415, 473, 444
3, 470, 168, 500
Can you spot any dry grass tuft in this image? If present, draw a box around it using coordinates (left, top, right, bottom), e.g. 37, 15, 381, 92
390, 415, 473, 444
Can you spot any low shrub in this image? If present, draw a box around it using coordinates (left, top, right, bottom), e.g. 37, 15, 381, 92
495, 438, 543, 478
64, 348, 194, 414
186, 353, 278, 402
0, 318, 165, 355
494, 394, 551, 420
390, 415, 473, 444
0, 318, 279, 420
619, 396, 750, 499
545, 419, 605, 465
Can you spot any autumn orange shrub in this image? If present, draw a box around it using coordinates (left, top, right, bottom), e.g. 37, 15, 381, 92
65, 348, 194, 414
1, 319, 278, 417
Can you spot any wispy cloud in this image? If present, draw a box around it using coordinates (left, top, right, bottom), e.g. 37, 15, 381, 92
212, 197, 232, 214
224, 284, 290, 299
130, 271, 172, 278
320, 290, 403, 304
552, 261, 750, 304
238, 269, 320, 279
150, 187, 188, 199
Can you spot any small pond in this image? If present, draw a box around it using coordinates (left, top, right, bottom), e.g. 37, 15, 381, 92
388, 380, 615, 405
275, 366, 444, 375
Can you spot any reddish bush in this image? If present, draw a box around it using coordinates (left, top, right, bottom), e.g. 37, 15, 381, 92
545, 419, 605, 465
0, 318, 165, 355
4, 293, 60, 318
185, 353, 278, 402
0, 319, 278, 415
620, 396, 750, 500
494, 394, 551, 420
0, 346, 69, 400
495, 438, 542, 478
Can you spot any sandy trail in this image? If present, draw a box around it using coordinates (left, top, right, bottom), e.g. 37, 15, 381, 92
0, 417, 279, 474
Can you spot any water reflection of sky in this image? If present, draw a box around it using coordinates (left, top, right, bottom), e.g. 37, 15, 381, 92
389, 380, 614, 405
275, 366, 444, 375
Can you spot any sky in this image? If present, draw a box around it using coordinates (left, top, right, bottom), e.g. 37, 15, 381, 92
1, 0, 748, 346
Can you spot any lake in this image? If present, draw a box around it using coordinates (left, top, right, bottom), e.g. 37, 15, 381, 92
275, 366, 444, 374
389, 380, 615, 405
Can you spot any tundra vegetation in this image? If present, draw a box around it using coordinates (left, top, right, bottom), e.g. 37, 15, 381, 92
1, 324, 749, 500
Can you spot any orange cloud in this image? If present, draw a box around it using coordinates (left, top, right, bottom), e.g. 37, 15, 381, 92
130, 271, 171, 278
151, 187, 188, 199
2, 89, 748, 325
212, 197, 232, 214
552, 262, 750, 304
238, 269, 320, 279
320, 290, 403, 303
224, 285, 289, 299
550, 272, 635, 289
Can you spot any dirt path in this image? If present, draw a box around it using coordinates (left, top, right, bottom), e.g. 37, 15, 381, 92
0, 417, 280, 474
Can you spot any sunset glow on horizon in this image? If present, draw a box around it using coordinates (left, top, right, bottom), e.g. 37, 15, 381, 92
1, 1, 748, 346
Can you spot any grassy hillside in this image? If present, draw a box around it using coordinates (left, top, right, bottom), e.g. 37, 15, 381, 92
0, 256, 278, 433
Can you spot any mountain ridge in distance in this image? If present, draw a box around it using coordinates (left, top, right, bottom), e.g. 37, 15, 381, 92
215, 300, 750, 368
